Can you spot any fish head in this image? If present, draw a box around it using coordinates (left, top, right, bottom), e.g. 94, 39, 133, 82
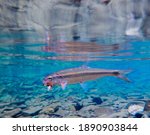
43, 76, 57, 90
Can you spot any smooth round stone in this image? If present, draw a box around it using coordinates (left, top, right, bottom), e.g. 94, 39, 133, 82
125, 101, 146, 109
128, 104, 144, 115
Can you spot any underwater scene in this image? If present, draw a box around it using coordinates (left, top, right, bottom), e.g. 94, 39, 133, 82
0, 31, 150, 118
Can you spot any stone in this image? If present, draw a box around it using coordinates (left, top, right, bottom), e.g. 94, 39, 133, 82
134, 113, 143, 118
77, 105, 99, 117
11, 100, 25, 106
125, 101, 145, 109
36, 114, 50, 118
40, 106, 55, 114
81, 98, 93, 106
144, 100, 150, 111
3, 108, 22, 118
92, 97, 103, 105
55, 108, 70, 117
0, 102, 10, 109
74, 102, 83, 111
128, 104, 144, 115
94, 107, 115, 117
108, 109, 129, 118
22, 106, 42, 116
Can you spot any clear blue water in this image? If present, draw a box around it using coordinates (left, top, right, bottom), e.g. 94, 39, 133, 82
0, 31, 150, 117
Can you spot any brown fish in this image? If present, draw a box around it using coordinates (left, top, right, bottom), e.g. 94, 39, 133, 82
43, 67, 131, 90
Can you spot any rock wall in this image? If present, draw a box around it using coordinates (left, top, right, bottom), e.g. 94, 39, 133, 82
0, 0, 150, 37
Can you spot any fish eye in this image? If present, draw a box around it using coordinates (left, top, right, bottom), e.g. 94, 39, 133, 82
48, 77, 52, 80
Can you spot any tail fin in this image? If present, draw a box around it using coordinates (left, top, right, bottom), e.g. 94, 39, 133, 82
115, 70, 132, 82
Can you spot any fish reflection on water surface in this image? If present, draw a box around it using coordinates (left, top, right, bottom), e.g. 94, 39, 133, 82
42, 41, 131, 61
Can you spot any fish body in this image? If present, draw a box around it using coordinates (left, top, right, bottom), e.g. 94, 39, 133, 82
43, 67, 131, 90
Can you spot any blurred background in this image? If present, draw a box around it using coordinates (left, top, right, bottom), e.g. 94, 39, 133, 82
0, 0, 150, 39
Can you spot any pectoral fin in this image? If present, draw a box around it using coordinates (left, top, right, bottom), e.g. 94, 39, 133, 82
60, 81, 68, 90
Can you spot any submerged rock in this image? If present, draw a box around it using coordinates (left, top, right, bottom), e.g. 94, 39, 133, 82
36, 114, 50, 118
94, 107, 115, 117
3, 108, 22, 118
0, 102, 10, 109
74, 102, 83, 111
144, 100, 150, 111
77, 105, 99, 117
134, 113, 143, 118
54, 108, 71, 117
109, 109, 129, 118
22, 106, 41, 116
40, 106, 55, 114
92, 97, 103, 105
128, 104, 144, 115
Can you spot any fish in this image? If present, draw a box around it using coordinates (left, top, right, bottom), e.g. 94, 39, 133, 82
43, 66, 131, 91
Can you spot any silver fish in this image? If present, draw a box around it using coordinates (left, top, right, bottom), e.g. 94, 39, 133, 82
43, 66, 131, 90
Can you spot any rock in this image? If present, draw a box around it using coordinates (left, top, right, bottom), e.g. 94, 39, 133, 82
92, 97, 103, 105
128, 104, 144, 115
125, 101, 145, 109
18, 104, 27, 109
108, 109, 129, 118
81, 98, 93, 106
40, 106, 55, 114
134, 113, 143, 118
74, 102, 83, 111
55, 108, 70, 117
22, 106, 42, 116
0, 102, 10, 109
68, 105, 76, 111
49, 114, 63, 118
144, 100, 150, 111
94, 107, 115, 117
77, 105, 99, 117
11, 100, 25, 106
36, 114, 50, 118
3, 108, 22, 118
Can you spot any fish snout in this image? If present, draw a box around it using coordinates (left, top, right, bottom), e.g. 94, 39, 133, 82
43, 78, 53, 87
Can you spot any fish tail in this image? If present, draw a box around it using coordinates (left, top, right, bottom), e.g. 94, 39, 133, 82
115, 70, 132, 82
